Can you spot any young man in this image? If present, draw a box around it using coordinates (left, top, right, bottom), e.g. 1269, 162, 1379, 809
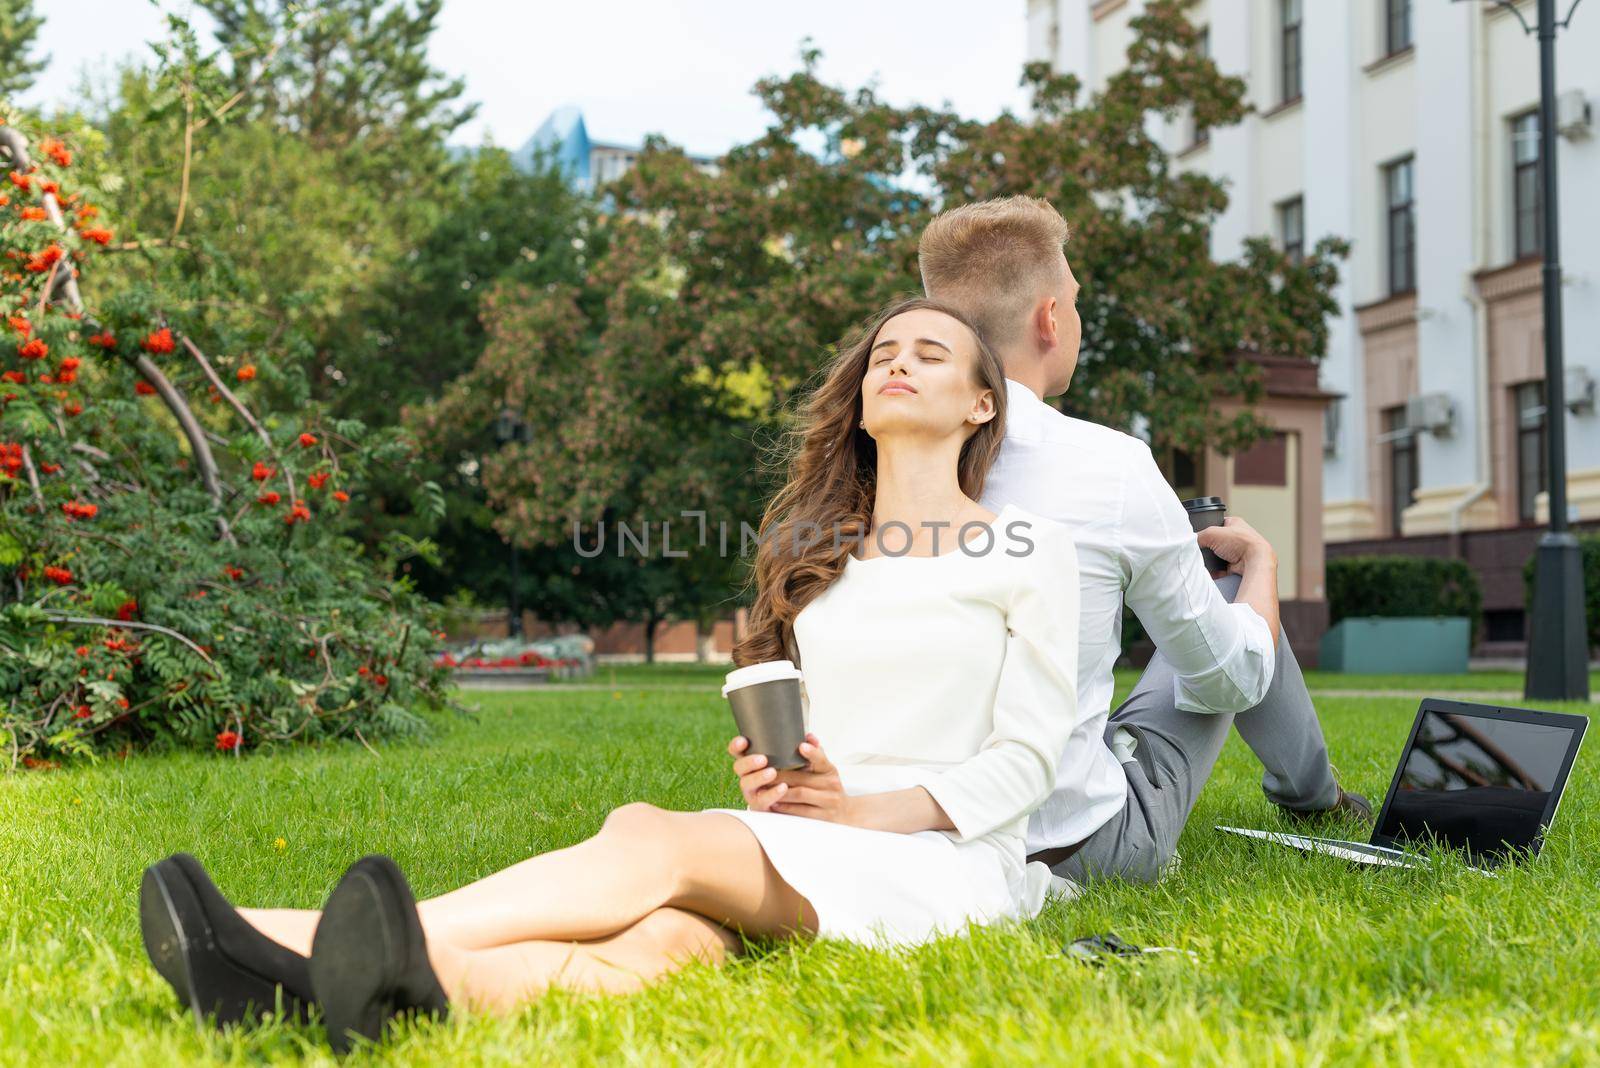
918, 195, 1368, 882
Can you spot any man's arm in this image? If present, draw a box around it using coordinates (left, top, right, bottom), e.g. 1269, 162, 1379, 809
1119, 441, 1279, 714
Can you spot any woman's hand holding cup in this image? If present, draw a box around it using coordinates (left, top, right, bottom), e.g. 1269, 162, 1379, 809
728, 733, 852, 822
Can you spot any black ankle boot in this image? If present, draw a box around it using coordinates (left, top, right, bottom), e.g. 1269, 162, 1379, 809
309, 855, 449, 1054
139, 853, 316, 1027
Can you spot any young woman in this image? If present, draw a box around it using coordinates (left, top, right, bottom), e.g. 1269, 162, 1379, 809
139, 297, 1084, 1052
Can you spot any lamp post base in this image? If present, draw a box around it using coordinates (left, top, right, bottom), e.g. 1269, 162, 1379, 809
1524, 533, 1591, 701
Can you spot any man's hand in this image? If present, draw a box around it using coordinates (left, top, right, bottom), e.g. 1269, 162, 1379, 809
1197, 516, 1277, 579
1196, 515, 1281, 645
728, 733, 854, 822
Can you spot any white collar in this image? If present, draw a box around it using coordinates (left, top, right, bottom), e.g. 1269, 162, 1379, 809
1002, 378, 1047, 437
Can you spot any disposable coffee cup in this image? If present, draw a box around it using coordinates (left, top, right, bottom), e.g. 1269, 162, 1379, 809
722, 660, 808, 771
1181, 496, 1227, 573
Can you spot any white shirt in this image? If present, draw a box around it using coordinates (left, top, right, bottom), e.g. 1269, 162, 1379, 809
793, 504, 1083, 897
979, 379, 1276, 852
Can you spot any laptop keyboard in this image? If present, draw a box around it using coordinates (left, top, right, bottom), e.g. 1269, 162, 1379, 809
1214, 826, 1422, 867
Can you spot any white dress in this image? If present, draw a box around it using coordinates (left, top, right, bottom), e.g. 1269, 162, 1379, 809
710, 503, 1087, 947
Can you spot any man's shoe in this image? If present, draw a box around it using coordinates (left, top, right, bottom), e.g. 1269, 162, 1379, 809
1278, 786, 1373, 827
139, 853, 315, 1027
309, 855, 449, 1055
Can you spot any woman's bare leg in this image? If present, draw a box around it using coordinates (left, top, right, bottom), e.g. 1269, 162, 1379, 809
238, 805, 815, 954
236, 907, 319, 956
418, 805, 815, 946
429, 907, 741, 1013
239, 905, 741, 1009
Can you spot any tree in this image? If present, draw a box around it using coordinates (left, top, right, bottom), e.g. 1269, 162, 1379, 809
74, 9, 600, 619
413, 0, 1346, 642
607, 4, 1345, 459
85, 3, 476, 412
332, 146, 595, 605
0, 111, 451, 766
0, 0, 47, 99
196, 0, 474, 190
336, 146, 594, 425
410, 245, 753, 659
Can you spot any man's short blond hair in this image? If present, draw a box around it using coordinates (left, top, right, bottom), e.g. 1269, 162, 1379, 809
918, 196, 1071, 349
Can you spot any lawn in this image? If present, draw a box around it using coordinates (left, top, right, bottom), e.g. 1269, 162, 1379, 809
1, 673, 1596, 1065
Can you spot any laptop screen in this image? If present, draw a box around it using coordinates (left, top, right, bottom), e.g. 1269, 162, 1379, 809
1374, 706, 1580, 862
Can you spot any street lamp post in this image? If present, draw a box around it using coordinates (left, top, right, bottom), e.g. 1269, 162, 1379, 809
1459, 0, 1589, 700
1524, 0, 1588, 700
493, 407, 531, 640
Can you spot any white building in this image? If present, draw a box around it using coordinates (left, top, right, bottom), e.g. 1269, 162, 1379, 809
1028, 0, 1600, 648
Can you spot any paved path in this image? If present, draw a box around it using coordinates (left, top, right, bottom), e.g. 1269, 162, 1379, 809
462, 682, 720, 692
1308, 689, 1524, 701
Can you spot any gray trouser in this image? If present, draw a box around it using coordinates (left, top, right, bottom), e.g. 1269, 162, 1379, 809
1035, 575, 1340, 884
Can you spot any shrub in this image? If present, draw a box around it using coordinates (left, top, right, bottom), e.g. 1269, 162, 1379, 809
1521, 533, 1600, 653
1326, 555, 1483, 638
0, 118, 451, 765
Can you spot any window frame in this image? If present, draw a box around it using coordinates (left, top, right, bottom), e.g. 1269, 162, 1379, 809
1515, 380, 1548, 524
1382, 405, 1418, 536
1511, 110, 1542, 261
1192, 25, 1211, 146
1279, 0, 1303, 106
1384, 156, 1417, 296
1277, 195, 1305, 264
1384, 0, 1413, 57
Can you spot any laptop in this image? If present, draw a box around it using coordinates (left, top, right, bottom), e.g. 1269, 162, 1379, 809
1217, 698, 1588, 870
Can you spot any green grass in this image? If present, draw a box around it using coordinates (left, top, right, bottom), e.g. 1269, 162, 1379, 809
2, 680, 1596, 1065
1301, 670, 1600, 693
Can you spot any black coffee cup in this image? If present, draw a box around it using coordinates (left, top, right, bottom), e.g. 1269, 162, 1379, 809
722, 660, 808, 771
1181, 496, 1227, 573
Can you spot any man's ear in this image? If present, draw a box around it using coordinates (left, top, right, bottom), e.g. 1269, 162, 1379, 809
1034, 295, 1059, 351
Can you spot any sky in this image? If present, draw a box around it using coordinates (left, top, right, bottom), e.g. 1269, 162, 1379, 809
20, 1, 1031, 158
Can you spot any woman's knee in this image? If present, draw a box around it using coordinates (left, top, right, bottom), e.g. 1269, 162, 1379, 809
633, 907, 739, 961
601, 801, 674, 839
599, 803, 695, 879
604, 796, 668, 831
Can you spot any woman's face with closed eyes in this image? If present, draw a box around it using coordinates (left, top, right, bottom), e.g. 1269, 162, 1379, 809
859, 308, 996, 442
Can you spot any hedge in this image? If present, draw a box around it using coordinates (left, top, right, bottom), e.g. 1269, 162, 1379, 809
1326, 555, 1483, 637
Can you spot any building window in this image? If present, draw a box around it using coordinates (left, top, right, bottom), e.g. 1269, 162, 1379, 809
1515, 380, 1547, 523
1484, 608, 1527, 643
1384, 0, 1413, 55
1383, 405, 1418, 535
1512, 111, 1542, 260
1234, 432, 1289, 487
1193, 26, 1211, 146
1279, 0, 1303, 105
1277, 196, 1305, 264
1384, 157, 1416, 295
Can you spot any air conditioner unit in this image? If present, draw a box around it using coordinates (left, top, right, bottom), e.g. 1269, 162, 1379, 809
1567, 366, 1596, 415
1558, 90, 1593, 141
1406, 392, 1455, 437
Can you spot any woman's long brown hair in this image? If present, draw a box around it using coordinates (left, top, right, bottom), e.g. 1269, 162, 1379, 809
732, 297, 1009, 667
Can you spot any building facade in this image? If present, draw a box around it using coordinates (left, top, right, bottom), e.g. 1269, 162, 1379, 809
1028, 0, 1600, 650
